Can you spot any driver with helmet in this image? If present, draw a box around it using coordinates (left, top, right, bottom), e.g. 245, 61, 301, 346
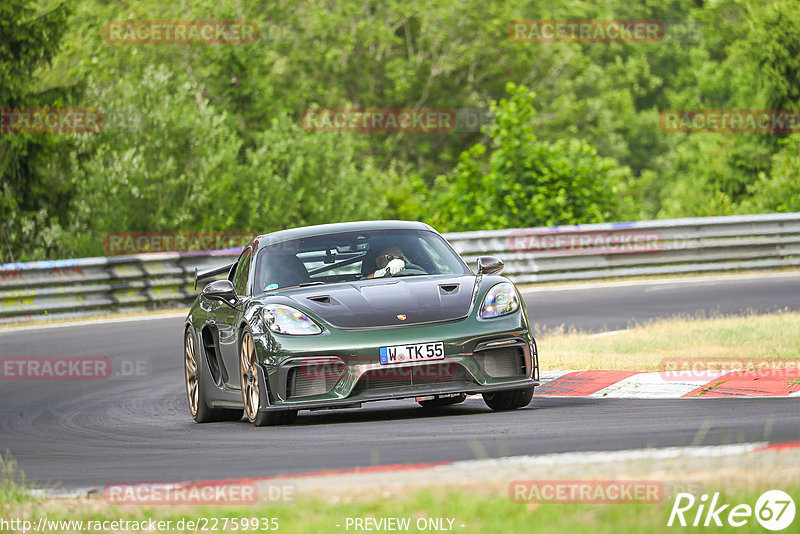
368, 245, 408, 278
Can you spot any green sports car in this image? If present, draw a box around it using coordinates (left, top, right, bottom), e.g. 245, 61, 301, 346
183, 220, 540, 426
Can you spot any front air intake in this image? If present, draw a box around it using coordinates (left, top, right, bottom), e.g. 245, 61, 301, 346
474, 347, 525, 378
287, 362, 345, 398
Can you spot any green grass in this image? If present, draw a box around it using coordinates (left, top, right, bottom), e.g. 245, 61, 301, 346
3, 486, 799, 533
0, 452, 33, 505
540, 310, 800, 371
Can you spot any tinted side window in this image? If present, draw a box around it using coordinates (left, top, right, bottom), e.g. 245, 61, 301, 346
233, 249, 251, 295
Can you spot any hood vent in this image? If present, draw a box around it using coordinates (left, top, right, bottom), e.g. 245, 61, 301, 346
289, 276, 475, 329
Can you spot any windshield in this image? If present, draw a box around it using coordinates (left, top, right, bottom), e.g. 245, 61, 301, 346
253, 229, 470, 293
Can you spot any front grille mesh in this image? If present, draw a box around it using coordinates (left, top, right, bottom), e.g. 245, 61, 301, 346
288, 364, 345, 398
475, 347, 525, 377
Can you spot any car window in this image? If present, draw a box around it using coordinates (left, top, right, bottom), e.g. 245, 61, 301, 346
254, 229, 470, 293
233, 249, 251, 295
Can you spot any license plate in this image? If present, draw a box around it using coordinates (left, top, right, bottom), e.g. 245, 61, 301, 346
379, 342, 445, 364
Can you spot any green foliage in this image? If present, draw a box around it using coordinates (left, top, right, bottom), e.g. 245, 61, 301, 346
428, 84, 634, 232
654, 0, 800, 218
742, 134, 800, 213
0, 0, 75, 262
0, 451, 32, 504
54, 69, 392, 258
2, 0, 800, 262
55, 66, 243, 257
741, 0, 800, 111
233, 115, 392, 232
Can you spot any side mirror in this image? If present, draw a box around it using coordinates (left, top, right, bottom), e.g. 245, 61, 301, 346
202, 279, 239, 306
477, 256, 504, 275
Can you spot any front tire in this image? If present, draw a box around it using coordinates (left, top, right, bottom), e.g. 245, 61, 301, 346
184, 329, 242, 423
483, 386, 534, 411
239, 330, 297, 427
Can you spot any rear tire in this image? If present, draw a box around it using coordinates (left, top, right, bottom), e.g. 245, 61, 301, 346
184, 330, 242, 423
418, 394, 467, 408
483, 386, 534, 411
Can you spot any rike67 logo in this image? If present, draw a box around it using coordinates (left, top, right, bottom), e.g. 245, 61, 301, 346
668, 490, 795, 531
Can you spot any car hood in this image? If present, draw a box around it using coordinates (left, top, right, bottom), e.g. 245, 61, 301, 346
281, 275, 477, 329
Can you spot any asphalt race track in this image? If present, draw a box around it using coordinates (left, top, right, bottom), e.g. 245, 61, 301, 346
524, 272, 800, 333
1, 273, 799, 489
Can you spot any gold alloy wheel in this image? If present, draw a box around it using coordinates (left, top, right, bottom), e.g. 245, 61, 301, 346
184, 332, 199, 417
240, 331, 260, 422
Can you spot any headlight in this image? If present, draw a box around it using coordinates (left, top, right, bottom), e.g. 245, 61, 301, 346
263, 305, 322, 335
479, 282, 520, 319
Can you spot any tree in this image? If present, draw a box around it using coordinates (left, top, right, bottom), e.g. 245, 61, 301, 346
427, 83, 635, 232
58, 66, 243, 258
0, 0, 75, 262
742, 134, 800, 213
54, 69, 393, 259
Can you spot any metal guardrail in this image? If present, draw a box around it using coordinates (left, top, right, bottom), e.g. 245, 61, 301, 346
1, 213, 799, 324
445, 212, 800, 283
0, 250, 239, 325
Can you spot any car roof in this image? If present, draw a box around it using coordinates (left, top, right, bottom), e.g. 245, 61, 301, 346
252, 220, 436, 249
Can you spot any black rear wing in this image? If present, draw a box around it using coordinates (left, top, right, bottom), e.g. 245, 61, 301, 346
194, 263, 234, 290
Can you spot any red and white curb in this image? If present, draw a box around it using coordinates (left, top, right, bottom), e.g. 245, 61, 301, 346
538, 369, 800, 398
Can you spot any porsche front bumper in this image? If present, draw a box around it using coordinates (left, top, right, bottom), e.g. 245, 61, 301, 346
252, 315, 540, 412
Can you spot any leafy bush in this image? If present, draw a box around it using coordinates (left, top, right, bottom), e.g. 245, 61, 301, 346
53, 68, 393, 258
742, 134, 800, 213
427, 83, 635, 232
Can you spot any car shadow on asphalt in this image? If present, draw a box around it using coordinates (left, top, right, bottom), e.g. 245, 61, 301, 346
191, 397, 601, 428
291, 400, 492, 426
